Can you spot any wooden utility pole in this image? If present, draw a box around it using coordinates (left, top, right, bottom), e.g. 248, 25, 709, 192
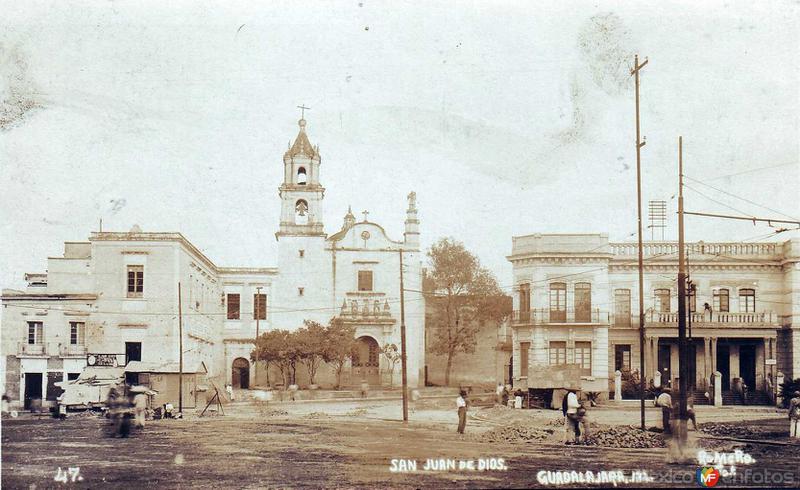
255, 286, 262, 387
399, 249, 409, 424
631, 54, 648, 431
178, 282, 184, 414
677, 136, 689, 444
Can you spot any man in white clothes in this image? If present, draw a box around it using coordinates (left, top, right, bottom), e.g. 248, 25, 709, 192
565, 388, 581, 443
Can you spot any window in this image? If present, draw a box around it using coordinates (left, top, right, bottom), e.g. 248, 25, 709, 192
299, 249, 305, 258
295, 199, 309, 225
298, 287, 304, 296
125, 341, 142, 364
713, 288, 730, 312
227, 294, 240, 320
575, 341, 592, 373
549, 341, 566, 365
519, 342, 530, 376
739, 288, 755, 313
127, 265, 144, 298
614, 289, 631, 327
615, 344, 632, 371
297, 167, 307, 185
253, 293, 267, 320
549, 282, 567, 322
358, 271, 373, 292
69, 322, 85, 345
67, 373, 80, 381
27, 321, 43, 345
687, 286, 696, 313
654, 289, 671, 313
518, 283, 531, 321
574, 282, 591, 322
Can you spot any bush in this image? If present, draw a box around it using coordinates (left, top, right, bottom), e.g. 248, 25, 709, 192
620, 370, 657, 400
779, 378, 800, 408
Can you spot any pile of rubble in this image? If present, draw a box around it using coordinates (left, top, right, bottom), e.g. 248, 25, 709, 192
579, 426, 666, 448
261, 409, 289, 417
469, 426, 554, 443
344, 408, 368, 417
699, 423, 762, 439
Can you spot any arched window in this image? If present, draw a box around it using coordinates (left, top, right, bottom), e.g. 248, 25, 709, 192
739, 288, 755, 313
297, 167, 307, 185
295, 199, 309, 225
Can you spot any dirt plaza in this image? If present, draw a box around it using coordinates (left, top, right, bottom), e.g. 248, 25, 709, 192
2, 396, 800, 489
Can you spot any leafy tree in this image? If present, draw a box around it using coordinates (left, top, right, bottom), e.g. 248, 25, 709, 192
251, 329, 290, 387
296, 321, 327, 386
382, 343, 402, 388
779, 378, 800, 408
322, 319, 356, 389
426, 237, 510, 386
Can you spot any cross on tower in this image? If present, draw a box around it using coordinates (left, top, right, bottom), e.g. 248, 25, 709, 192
297, 104, 311, 119
361, 210, 369, 222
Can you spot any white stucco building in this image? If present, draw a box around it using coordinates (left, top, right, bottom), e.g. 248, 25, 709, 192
1, 117, 425, 409
508, 233, 800, 405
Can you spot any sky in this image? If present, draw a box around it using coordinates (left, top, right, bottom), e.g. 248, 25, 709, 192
1, 0, 798, 291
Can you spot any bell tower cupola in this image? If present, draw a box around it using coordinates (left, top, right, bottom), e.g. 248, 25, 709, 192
277, 113, 325, 238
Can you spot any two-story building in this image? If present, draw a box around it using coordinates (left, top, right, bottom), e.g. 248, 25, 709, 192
508, 233, 800, 404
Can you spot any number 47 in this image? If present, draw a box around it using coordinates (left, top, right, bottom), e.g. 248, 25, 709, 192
54, 467, 82, 483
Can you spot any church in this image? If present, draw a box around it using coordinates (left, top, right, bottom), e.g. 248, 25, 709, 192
1, 116, 425, 410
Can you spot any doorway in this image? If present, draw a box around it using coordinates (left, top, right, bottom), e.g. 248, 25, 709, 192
717, 344, 731, 391
739, 345, 756, 389
232, 358, 250, 389
685, 342, 697, 390
658, 344, 672, 387
352, 336, 380, 385
24, 372, 43, 410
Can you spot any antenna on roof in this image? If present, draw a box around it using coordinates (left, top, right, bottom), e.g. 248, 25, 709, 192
648, 200, 667, 240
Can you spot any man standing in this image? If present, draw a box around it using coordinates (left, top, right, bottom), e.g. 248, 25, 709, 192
656, 388, 673, 434
456, 390, 468, 437
789, 391, 800, 439
565, 388, 581, 443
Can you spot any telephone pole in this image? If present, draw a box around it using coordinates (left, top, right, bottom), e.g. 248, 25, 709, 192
255, 286, 262, 387
677, 136, 689, 445
399, 249, 409, 424
178, 282, 184, 414
631, 54, 648, 431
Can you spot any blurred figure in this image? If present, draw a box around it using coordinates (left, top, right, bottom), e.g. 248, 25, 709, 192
133, 390, 147, 429
656, 388, 672, 434
495, 383, 504, 405
501, 386, 510, 407
513, 388, 524, 409
456, 390, 468, 437
225, 383, 234, 402
789, 391, 800, 439
107, 386, 132, 438
410, 389, 420, 414
577, 401, 589, 441
360, 380, 369, 399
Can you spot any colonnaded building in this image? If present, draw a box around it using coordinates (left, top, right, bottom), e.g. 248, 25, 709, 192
1, 118, 425, 409
508, 233, 800, 405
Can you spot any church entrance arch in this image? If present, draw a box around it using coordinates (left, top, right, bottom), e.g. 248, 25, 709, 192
352, 336, 380, 385
232, 357, 250, 389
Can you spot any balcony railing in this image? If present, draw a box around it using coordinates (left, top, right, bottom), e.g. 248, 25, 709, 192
610, 241, 779, 258
512, 308, 608, 325
645, 310, 778, 326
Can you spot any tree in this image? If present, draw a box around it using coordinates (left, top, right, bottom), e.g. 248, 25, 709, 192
322, 319, 356, 389
426, 237, 511, 386
296, 321, 327, 386
251, 329, 290, 387
382, 343, 401, 388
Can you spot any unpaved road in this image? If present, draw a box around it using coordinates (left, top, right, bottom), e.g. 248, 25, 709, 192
2, 411, 799, 488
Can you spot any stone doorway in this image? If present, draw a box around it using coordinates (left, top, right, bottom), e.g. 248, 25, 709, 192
232, 357, 250, 389
352, 336, 380, 385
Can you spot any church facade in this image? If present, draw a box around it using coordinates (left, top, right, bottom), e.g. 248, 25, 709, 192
1, 117, 425, 409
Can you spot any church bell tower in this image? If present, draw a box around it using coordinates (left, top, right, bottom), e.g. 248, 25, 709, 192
277, 116, 325, 237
